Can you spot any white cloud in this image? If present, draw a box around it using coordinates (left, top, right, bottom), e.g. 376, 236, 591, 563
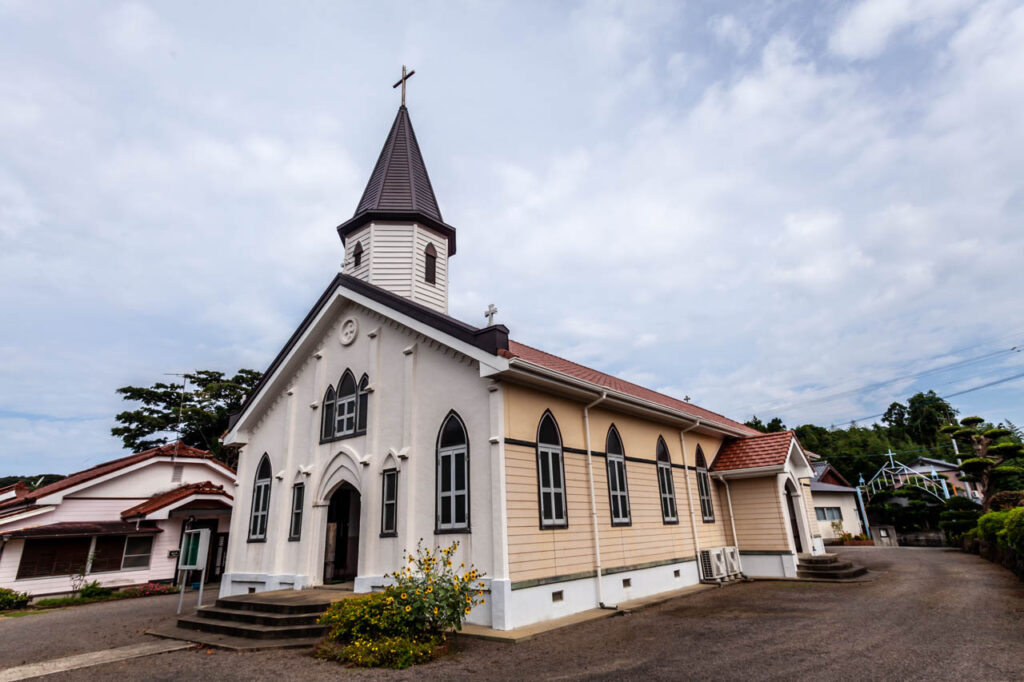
709, 14, 752, 54
830, 0, 974, 59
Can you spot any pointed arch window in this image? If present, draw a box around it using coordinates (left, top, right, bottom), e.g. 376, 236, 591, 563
335, 371, 357, 437
357, 375, 370, 432
353, 242, 364, 269
605, 426, 630, 526
321, 385, 336, 440
656, 437, 678, 523
436, 413, 469, 532
249, 454, 272, 541
321, 370, 369, 442
696, 446, 715, 523
537, 413, 568, 528
424, 243, 437, 285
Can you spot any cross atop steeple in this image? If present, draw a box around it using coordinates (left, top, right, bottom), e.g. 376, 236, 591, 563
393, 65, 416, 107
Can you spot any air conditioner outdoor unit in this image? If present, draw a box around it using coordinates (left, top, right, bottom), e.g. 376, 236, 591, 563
699, 548, 728, 580
722, 546, 742, 576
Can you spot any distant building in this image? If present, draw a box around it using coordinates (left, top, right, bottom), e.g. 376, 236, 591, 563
906, 457, 980, 501
808, 460, 866, 541
0, 443, 235, 597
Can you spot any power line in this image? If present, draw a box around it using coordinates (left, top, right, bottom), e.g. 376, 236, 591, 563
743, 341, 1022, 416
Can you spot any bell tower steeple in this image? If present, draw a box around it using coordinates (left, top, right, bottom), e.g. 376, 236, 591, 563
337, 76, 456, 314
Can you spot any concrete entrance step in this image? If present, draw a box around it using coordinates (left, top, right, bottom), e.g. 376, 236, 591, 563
147, 625, 321, 652
195, 605, 323, 627
797, 565, 868, 580
177, 614, 327, 640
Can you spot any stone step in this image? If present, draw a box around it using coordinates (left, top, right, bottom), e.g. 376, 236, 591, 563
177, 615, 328, 640
796, 566, 867, 580
195, 606, 323, 627
214, 596, 332, 615
797, 554, 841, 566
797, 561, 855, 572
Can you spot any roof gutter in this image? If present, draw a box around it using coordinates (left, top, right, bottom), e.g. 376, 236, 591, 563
582, 391, 612, 609
505, 359, 749, 438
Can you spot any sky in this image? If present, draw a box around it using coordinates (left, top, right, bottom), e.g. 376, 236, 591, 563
2, 0, 1023, 475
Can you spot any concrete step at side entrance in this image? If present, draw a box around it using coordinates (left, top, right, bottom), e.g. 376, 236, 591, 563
195, 606, 323, 627
797, 566, 868, 580
176, 615, 328, 640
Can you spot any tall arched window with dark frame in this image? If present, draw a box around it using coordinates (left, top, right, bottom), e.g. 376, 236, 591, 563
321, 385, 336, 441
537, 412, 568, 528
656, 437, 678, 523
248, 454, 272, 541
605, 426, 630, 526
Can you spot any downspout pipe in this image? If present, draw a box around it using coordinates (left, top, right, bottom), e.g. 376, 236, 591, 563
718, 475, 751, 581
679, 422, 704, 579
583, 391, 611, 608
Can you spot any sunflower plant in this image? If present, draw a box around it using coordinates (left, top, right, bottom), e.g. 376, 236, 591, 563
389, 539, 484, 635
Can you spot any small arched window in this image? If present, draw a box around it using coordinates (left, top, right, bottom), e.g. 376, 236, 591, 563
249, 454, 272, 540
696, 446, 715, 523
537, 412, 567, 528
656, 437, 677, 523
335, 371, 357, 436
357, 374, 370, 432
353, 242, 364, 268
436, 412, 469, 531
424, 243, 437, 285
605, 426, 630, 526
321, 385, 336, 441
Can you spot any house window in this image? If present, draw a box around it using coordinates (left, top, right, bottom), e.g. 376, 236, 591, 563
353, 242, 363, 268
335, 371, 357, 436
171, 465, 183, 483
815, 507, 843, 522
321, 385, 336, 440
696, 446, 715, 523
656, 437, 678, 523
537, 412, 568, 528
121, 536, 153, 569
436, 413, 469, 531
91, 535, 127, 572
249, 454, 272, 540
357, 374, 370, 433
605, 426, 630, 526
289, 483, 304, 540
16, 537, 91, 579
381, 469, 398, 536
424, 243, 437, 285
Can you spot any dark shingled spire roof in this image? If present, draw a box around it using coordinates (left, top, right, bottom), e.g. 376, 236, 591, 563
337, 106, 456, 254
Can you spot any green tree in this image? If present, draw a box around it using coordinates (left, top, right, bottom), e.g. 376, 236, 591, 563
941, 416, 1024, 510
744, 416, 787, 433
905, 391, 957, 449
111, 369, 262, 465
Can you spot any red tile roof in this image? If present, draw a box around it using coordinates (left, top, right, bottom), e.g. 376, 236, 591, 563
711, 431, 796, 471
122, 481, 232, 519
0, 442, 226, 512
505, 341, 758, 435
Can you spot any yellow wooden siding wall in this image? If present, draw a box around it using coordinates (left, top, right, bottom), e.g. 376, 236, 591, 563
725, 477, 789, 550
504, 384, 745, 583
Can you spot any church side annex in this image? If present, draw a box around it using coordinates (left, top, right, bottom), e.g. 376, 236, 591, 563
220, 82, 826, 631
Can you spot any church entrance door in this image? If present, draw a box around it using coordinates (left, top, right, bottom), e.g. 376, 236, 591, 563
324, 483, 360, 583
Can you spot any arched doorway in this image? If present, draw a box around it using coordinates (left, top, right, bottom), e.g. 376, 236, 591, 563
784, 480, 803, 554
324, 482, 360, 583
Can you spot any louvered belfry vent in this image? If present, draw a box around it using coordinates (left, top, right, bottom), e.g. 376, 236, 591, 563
355, 106, 443, 222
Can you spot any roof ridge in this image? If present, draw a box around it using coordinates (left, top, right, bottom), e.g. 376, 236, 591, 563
507, 340, 756, 434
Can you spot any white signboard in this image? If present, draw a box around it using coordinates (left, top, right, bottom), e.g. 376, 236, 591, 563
178, 528, 210, 571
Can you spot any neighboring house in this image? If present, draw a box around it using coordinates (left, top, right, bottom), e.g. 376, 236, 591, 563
906, 456, 981, 501
809, 460, 866, 541
0, 443, 235, 597
219, 102, 826, 631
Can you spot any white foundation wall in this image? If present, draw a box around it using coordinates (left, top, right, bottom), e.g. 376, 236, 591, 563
740, 552, 798, 578
503, 559, 700, 630
221, 300, 498, 610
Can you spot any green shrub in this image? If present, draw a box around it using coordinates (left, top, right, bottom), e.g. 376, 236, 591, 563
977, 510, 1010, 542
116, 583, 178, 598
939, 496, 982, 545
989, 491, 1024, 511
0, 588, 30, 611
78, 581, 112, 599
317, 635, 441, 669
389, 540, 484, 636
1004, 507, 1024, 554
319, 591, 414, 642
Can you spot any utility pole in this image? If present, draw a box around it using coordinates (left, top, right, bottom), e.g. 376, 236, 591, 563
164, 373, 189, 459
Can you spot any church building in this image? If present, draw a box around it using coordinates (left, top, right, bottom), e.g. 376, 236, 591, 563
220, 89, 826, 630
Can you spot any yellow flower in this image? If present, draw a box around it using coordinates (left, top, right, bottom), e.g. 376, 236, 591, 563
426, 586, 432, 593
481, 599, 486, 605
401, 593, 407, 599
405, 605, 411, 612
464, 607, 471, 614
433, 607, 438, 615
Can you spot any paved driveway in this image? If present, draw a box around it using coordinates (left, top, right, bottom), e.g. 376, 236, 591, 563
7, 548, 1023, 681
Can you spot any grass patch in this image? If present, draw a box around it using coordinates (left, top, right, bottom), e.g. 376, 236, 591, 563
1, 609, 49, 618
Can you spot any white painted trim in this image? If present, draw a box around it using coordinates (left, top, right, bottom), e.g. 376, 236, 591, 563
0, 506, 56, 528
132, 494, 233, 520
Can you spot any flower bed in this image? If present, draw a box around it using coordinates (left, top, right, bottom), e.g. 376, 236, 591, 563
316, 541, 483, 669
12, 581, 180, 612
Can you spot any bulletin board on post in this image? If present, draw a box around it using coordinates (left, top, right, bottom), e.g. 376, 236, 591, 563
176, 527, 211, 614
